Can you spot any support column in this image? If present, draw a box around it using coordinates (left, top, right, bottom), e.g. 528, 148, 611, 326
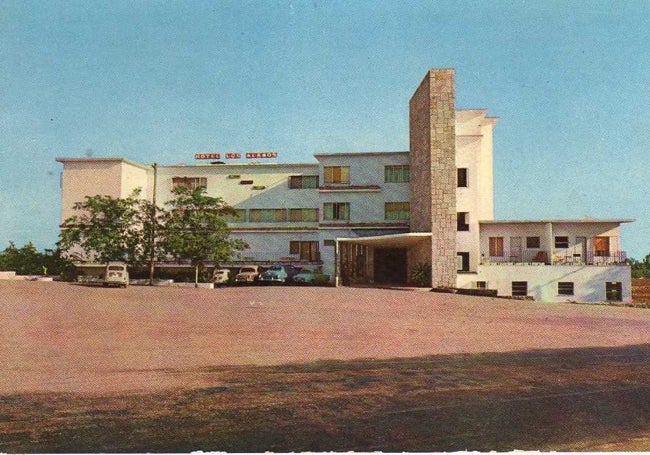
409, 69, 457, 288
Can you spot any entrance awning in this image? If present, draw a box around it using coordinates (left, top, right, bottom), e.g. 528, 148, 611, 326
337, 232, 431, 248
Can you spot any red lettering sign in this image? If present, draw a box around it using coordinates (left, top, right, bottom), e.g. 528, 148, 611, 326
245, 152, 278, 159
194, 153, 221, 160
226, 152, 241, 159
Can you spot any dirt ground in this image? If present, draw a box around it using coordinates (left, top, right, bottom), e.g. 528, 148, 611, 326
1, 281, 650, 451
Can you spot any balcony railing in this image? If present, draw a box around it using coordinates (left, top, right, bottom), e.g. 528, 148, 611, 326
481, 250, 627, 266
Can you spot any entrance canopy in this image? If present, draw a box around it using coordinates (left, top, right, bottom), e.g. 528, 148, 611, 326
336, 232, 432, 248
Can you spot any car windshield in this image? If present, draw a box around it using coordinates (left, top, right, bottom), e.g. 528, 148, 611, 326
268, 266, 283, 271
215, 271, 227, 275
240, 268, 256, 273
108, 266, 124, 271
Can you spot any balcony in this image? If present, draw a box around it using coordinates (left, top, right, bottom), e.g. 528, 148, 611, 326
481, 250, 627, 266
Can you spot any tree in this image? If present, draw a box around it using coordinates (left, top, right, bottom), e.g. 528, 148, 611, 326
0, 242, 75, 278
58, 188, 162, 266
160, 186, 248, 283
629, 253, 650, 278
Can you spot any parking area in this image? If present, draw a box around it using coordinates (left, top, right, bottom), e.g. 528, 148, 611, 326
2, 280, 650, 395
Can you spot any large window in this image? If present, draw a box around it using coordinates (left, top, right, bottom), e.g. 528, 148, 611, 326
289, 175, 319, 189
457, 212, 469, 231
385, 165, 410, 183
290, 241, 320, 262
171, 177, 207, 191
323, 166, 350, 184
457, 168, 468, 187
248, 209, 287, 222
512, 281, 528, 296
385, 202, 410, 220
289, 208, 319, 222
489, 237, 504, 257
323, 202, 350, 221
594, 236, 610, 257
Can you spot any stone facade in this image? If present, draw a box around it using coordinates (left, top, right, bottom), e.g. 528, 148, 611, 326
409, 69, 457, 288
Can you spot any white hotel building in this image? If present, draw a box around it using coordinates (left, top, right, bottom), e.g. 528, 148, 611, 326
57, 69, 632, 303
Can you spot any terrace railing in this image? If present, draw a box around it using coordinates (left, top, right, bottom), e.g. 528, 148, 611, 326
481, 250, 627, 266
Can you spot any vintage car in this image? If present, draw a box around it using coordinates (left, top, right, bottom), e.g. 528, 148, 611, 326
103, 261, 129, 288
234, 265, 262, 284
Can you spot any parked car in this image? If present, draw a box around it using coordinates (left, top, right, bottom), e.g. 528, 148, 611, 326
212, 268, 231, 287
258, 264, 299, 284
103, 261, 129, 288
234, 265, 262, 284
292, 268, 330, 285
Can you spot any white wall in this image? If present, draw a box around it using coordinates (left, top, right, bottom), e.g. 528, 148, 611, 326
456, 264, 632, 303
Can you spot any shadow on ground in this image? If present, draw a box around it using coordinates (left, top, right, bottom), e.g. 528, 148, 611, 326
2, 344, 650, 452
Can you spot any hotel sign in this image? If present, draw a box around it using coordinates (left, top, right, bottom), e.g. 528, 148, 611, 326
194, 151, 278, 160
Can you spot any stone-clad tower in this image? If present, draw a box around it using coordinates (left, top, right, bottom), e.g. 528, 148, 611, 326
409, 69, 457, 288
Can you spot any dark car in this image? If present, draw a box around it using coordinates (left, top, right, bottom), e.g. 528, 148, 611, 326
258, 264, 299, 284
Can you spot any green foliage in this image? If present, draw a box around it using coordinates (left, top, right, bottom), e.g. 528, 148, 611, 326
0, 242, 75, 278
58, 188, 163, 266
160, 186, 248, 274
629, 253, 650, 278
410, 262, 432, 287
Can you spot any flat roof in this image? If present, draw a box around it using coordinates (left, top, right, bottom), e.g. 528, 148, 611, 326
314, 151, 409, 158
480, 218, 635, 225
55, 157, 152, 170
337, 232, 431, 248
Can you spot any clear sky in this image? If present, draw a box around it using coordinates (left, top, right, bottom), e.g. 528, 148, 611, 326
1, 0, 649, 258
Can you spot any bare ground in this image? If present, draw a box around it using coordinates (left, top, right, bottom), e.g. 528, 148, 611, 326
1, 281, 650, 451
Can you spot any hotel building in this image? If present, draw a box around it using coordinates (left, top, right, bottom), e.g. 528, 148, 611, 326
57, 69, 632, 302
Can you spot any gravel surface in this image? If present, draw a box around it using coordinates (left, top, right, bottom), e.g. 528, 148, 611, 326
1, 280, 649, 394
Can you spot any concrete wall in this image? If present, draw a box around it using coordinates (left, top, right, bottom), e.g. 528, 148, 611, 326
456, 264, 632, 303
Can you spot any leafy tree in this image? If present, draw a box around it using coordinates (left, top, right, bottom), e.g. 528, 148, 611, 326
0, 242, 74, 278
629, 253, 650, 278
160, 186, 247, 282
58, 188, 163, 266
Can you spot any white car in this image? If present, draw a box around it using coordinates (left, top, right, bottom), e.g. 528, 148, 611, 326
103, 262, 129, 288
212, 268, 231, 286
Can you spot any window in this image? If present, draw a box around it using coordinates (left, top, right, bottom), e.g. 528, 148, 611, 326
457, 168, 468, 187
323, 202, 350, 220
457, 252, 470, 272
172, 177, 207, 191
248, 209, 287, 222
475, 281, 487, 289
289, 241, 320, 262
558, 282, 574, 295
222, 209, 246, 223
489, 237, 504, 257
385, 202, 410, 220
323, 166, 350, 184
605, 282, 622, 301
323, 239, 336, 247
457, 212, 469, 231
385, 165, 410, 183
289, 175, 319, 189
512, 281, 528, 296
526, 237, 540, 248
594, 236, 610, 257
555, 236, 569, 249
289, 208, 319, 222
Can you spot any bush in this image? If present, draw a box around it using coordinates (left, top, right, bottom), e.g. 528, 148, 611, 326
410, 262, 432, 287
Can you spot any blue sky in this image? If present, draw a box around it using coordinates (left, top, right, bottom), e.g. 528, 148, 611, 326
1, 0, 649, 258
